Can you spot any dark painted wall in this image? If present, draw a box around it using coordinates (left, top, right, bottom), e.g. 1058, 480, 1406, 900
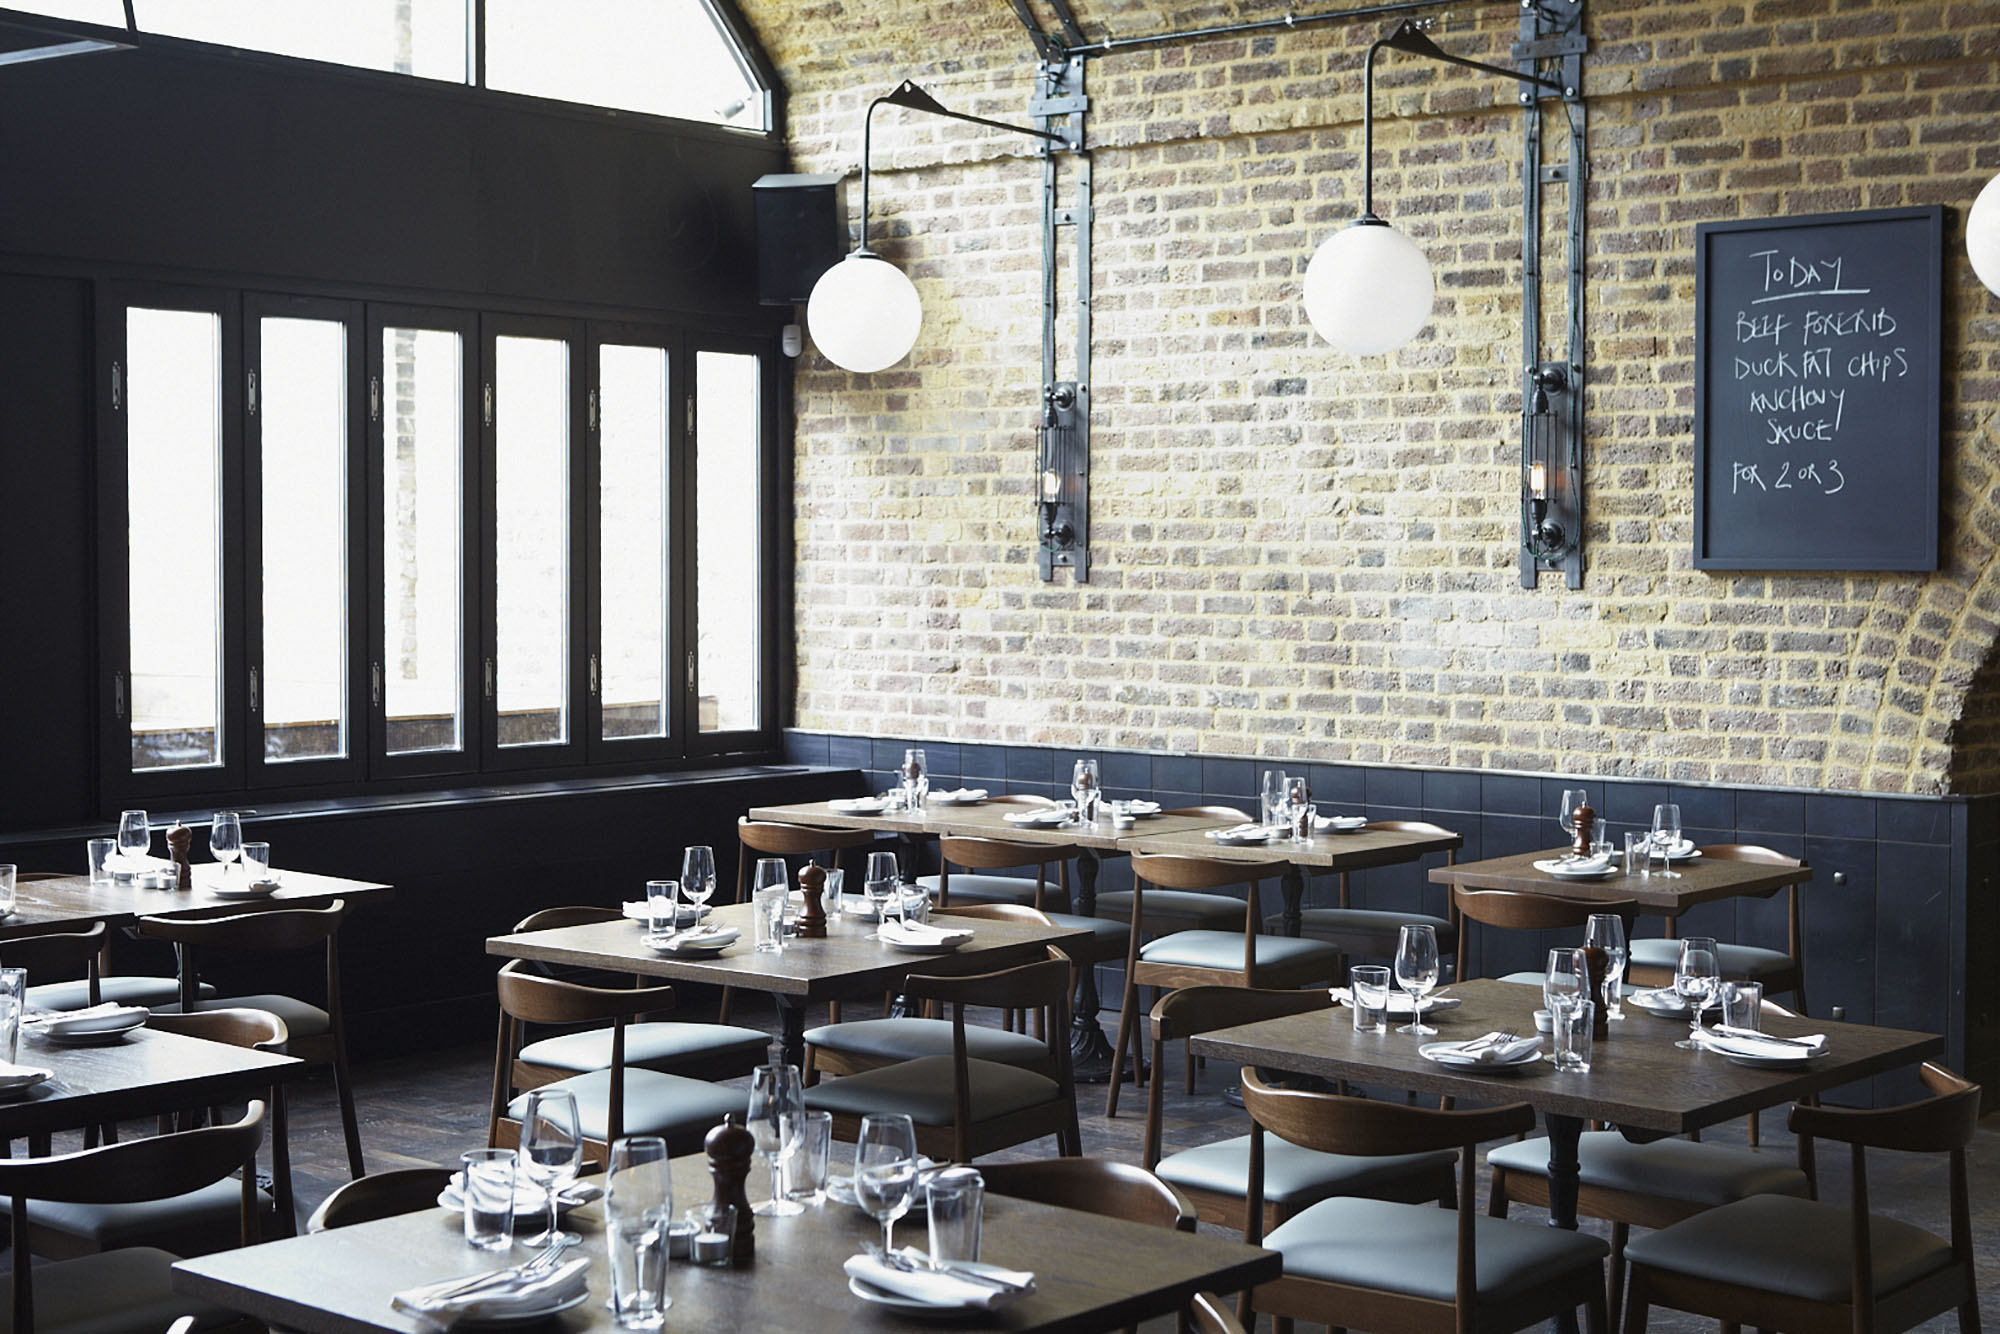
789, 729, 1990, 1107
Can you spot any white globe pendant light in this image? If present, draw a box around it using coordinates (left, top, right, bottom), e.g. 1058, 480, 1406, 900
1303, 217, 1435, 356
1970, 173, 2000, 298
807, 252, 923, 374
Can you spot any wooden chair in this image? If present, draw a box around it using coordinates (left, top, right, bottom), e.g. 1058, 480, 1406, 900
1188, 1291, 1249, 1334
803, 955, 1081, 1163
1281, 821, 1464, 975
1, 919, 201, 1012
805, 905, 1064, 1082
1487, 998, 1815, 1315
733, 818, 881, 903
1238, 1070, 1609, 1334
978, 1157, 1196, 1232
1104, 853, 1342, 1118
12, 1009, 299, 1259
1625, 844, 1808, 1013
1093, 807, 1262, 935
929, 841, 1129, 983
1452, 887, 1640, 983
1142, 987, 1453, 1235
503, 906, 768, 1089
488, 960, 746, 1164
137, 899, 366, 1179
0, 1102, 267, 1334
1621, 1063, 1980, 1334
920, 834, 1078, 911
306, 1167, 456, 1232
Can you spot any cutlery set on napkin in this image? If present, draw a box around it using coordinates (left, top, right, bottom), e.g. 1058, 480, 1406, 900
1423, 1031, 1545, 1064
1697, 1025, 1828, 1060
844, 1245, 1035, 1312
391, 1249, 590, 1329
874, 918, 975, 951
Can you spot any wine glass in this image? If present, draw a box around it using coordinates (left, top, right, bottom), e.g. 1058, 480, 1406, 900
1585, 913, 1628, 1020
116, 809, 151, 871
1260, 769, 1288, 828
1651, 804, 1683, 879
681, 845, 716, 919
1557, 787, 1587, 844
1071, 758, 1101, 825
1673, 936, 1721, 1050
854, 1113, 919, 1254
209, 811, 243, 880
747, 1063, 806, 1217
1393, 924, 1441, 1037
1544, 946, 1586, 1019
864, 850, 899, 919
518, 1087, 584, 1245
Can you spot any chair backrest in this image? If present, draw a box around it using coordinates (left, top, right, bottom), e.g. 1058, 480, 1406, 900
933, 903, 1055, 928
307, 1166, 456, 1232
978, 1158, 1196, 1232
1451, 887, 1637, 933
491, 959, 679, 1151
986, 794, 1056, 807
1188, 1292, 1248, 1334
901, 957, 1076, 1153
0, 922, 107, 1003
148, 1006, 289, 1052
939, 836, 1081, 872
1145, 987, 1334, 1167
0, 1102, 266, 1332
1130, 853, 1286, 893
513, 904, 622, 932
15, 871, 70, 882
1698, 843, 1803, 867
136, 898, 348, 951
736, 818, 878, 857
1164, 806, 1253, 823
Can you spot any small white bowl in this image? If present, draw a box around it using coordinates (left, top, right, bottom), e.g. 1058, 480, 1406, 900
1534, 1009, 1554, 1034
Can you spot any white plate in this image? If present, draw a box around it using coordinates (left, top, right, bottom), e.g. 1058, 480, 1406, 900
437, 1181, 597, 1218
830, 798, 888, 814
210, 882, 280, 900
1419, 1042, 1543, 1073
1001, 811, 1070, 827
1533, 858, 1619, 879
1718, 1047, 1828, 1069
454, 1291, 590, 1327
847, 1264, 1028, 1319
1205, 829, 1276, 846
43, 1018, 146, 1046
827, 1162, 937, 1212
1317, 815, 1369, 832
0, 1066, 51, 1096
1629, 988, 1719, 1018
1107, 800, 1161, 817
645, 928, 740, 956
927, 790, 989, 807
872, 931, 970, 955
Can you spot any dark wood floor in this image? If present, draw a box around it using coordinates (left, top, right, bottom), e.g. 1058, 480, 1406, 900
260, 995, 2000, 1334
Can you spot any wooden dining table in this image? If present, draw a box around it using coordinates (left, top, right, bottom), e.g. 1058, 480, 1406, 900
1427, 846, 1809, 918
487, 901, 1088, 1072
5, 866, 395, 940
173, 1152, 1282, 1333
1188, 978, 1941, 1236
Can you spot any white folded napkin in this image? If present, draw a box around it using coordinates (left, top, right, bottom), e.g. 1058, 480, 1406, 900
0, 1061, 51, 1088
1206, 823, 1272, 840
1700, 1028, 1826, 1059
1537, 853, 1613, 874
622, 900, 709, 925
392, 1255, 590, 1327
877, 919, 973, 947
652, 924, 740, 953
438, 1174, 601, 1214
34, 1002, 149, 1032
1329, 988, 1458, 1015
1315, 814, 1368, 829
842, 1253, 1030, 1310
1433, 1033, 1543, 1063
1645, 836, 1698, 857
1003, 809, 1068, 824
931, 788, 989, 802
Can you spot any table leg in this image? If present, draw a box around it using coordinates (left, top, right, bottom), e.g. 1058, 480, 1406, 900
1281, 866, 1305, 937
1068, 850, 1124, 1085
1544, 1110, 1585, 1334
776, 997, 807, 1073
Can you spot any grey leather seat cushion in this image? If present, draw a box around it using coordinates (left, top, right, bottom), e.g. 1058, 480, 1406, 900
1267, 1196, 1608, 1302
0, 1245, 244, 1333
12, 1179, 275, 1249
1489, 1132, 1810, 1206
519, 1021, 769, 1075
804, 1056, 1059, 1127
510, 1069, 747, 1150
1623, 1194, 1952, 1304
1629, 938, 1796, 980
1096, 890, 1245, 929
1296, 909, 1457, 952
27, 978, 215, 1012
917, 873, 1041, 907
805, 1017, 1051, 1069
1038, 912, 1128, 957
158, 993, 329, 1039
1157, 1134, 1454, 1207
1138, 930, 1342, 973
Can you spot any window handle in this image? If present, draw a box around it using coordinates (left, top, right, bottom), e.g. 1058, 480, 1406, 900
485, 657, 496, 700
110, 361, 122, 412
248, 665, 260, 714
589, 654, 600, 696
369, 375, 381, 423
587, 388, 598, 434
246, 369, 258, 417
686, 650, 696, 693
113, 670, 126, 720
371, 662, 382, 708
484, 382, 495, 428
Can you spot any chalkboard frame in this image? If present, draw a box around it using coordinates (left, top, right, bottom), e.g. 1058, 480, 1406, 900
1693, 205, 1943, 572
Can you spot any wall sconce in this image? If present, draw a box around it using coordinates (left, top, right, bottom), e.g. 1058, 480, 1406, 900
1971, 172, 2000, 296
806, 80, 1066, 374
1523, 365, 1576, 564
1039, 382, 1087, 579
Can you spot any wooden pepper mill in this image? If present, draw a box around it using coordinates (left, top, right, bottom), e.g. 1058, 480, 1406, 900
1581, 945, 1611, 1039
1569, 800, 1597, 858
705, 1112, 756, 1264
164, 822, 193, 891
795, 860, 828, 939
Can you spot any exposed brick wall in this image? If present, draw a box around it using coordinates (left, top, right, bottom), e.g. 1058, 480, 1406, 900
742, 0, 2000, 795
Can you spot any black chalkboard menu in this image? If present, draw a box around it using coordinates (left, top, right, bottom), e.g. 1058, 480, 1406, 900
1694, 206, 1942, 571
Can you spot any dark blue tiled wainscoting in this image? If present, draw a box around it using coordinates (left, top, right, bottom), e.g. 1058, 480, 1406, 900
788, 730, 1993, 1108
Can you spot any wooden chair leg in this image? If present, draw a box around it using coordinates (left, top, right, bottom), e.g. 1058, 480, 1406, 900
1620, 1271, 1650, 1334
1747, 1107, 1761, 1146
717, 985, 735, 1024
1104, 974, 1140, 1119
1183, 1043, 1195, 1095
1487, 1167, 1510, 1218
1585, 1286, 1608, 1334
1609, 1220, 1629, 1319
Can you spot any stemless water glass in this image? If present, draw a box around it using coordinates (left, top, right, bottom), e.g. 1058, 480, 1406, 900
0, 867, 14, 922
606, 1136, 674, 1327
1544, 947, 1587, 1019
1585, 913, 1628, 1020
854, 1113, 920, 1254
645, 879, 680, 937
1393, 924, 1441, 1037
901, 748, 928, 811
747, 1062, 806, 1217
461, 1147, 518, 1252
863, 850, 899, 918
1673, 936, 1721, 1050
1260, 769, 1289, 828
752, 858, 789, 953
1071, 758, 1101, 825
518, 1088, 584, 1246
209, 811, 243, 878
1651, 803, 1683, 879
117, 809, 151, 871
681, 846, 716, 912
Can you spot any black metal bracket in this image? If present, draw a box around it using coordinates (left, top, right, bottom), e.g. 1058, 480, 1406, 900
1037, 55, 1091, 582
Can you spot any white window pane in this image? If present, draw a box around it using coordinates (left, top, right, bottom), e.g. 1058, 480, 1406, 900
383, 327, 463, 755
127, 306, 224, 771
485, 0, 766, 129
694, 350, 759, 733
599, 344, 669, 742
494, 335, 569, 748
259, 316, 347, 763
133, 0, 467, 80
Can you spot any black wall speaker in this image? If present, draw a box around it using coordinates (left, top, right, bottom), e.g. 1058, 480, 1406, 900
752, 173, 847, 306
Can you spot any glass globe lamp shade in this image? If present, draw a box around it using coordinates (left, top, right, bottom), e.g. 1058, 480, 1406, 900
1302, 218, 1436, 356
1969, 173, 2000, 298
806, 252, 923, 373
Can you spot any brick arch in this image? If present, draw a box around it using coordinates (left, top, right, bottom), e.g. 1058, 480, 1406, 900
1923, 407, 2000, 795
